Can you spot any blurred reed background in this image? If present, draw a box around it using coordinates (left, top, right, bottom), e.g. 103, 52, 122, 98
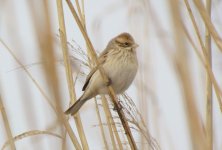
0, 0, 222, 150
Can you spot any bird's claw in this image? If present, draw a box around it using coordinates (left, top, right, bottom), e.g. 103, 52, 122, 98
113, 101, 123, 111
105, 77, 112, 86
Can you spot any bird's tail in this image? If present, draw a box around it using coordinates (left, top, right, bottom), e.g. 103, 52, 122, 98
65, 99, 87, 115
65, 88, 96, 115
64, 94, 88, 115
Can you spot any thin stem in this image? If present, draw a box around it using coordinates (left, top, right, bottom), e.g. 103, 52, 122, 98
193, 0, 222, 52
169, 0, 207, 149
205, 0, 213, 149
102, 96, 124, 150
75, 0, 84, 26
56, 0, 89, 149
101, 97, 117, 149
184, 0, 222, 111
95, 99, 110, 150
1, 34, 81, 150
0, 96, 16, 150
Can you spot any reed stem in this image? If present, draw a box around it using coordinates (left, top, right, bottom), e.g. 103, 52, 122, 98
56, 0, 89, 148
0, 96, 16, 150
205, 0, 213, 149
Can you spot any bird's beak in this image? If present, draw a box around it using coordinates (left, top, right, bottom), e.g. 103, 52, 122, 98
132, 43, 139, 48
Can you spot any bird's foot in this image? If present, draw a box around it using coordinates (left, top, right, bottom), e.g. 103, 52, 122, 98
105, 77, 112, 86
113, 101, 123, 111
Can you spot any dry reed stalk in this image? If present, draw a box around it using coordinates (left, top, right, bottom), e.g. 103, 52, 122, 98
0, 96, 16, 150
75, 0, 84, 26
101, 96, 118, 149
66, 0, 137, 149
1, 38, 81, 149
182, 25, 204, 64
205, 0, 213, 149
25, 1, 82, 149
183, 0, 222, 111
61, 129, 67, 150
182, 22, 220, 100
38, 3, 82, 149
182, 25, 221, 116
193, 0, 222, 52
146, 0, 175, 58
145, 2, 179, 148
104, 102, 124, 150
1, 130, 62, 150
80, 0, 85, 27
56, 0, 89, 149
97, 86, 124, 149
136, 70, 149, 150
169, 0, 207, 149
101, 96, 124, 150
0, 39, 55, 111
95, 99, 109, 149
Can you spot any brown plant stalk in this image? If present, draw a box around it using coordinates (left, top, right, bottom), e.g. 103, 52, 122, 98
101, 96, 124, 150
38, 1, 82, 149
4, 1, 82, 148
193, 0, 222, 52
56, 0, 89, 149
169, 0, 207, 149
1, 39, 82, 149
95, 99, 109, 149
101, 96, 118, 149
183, 0, 222, 111
205, 0, 213, 149
0, 95, 16, 150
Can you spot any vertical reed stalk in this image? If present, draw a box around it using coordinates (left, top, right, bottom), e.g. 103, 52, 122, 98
75, 0, 84, 25
169, 0, 207, 149
101, 96, 117, 149
95, 99, 109, 149
0, 95, 16, 150
41, 1, 82, 148
61, 130, 67, 150
1, 39, 81, 149
193, 0, 222, 52
56, 0, 89, 149
25, 1, 82, 149
102, 96, 124, 150
184, 0, 222, 111
205, 0, 213, 149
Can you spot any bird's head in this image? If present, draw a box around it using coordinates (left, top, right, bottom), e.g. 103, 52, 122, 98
113, 32, 139, 50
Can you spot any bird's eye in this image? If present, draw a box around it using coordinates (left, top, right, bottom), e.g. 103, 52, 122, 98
124, 42, 129, 46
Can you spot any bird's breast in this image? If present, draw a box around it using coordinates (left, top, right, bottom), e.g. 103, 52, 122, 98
104, 51, 138, 94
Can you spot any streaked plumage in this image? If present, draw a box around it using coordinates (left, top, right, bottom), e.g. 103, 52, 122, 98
65, 32, 138, 115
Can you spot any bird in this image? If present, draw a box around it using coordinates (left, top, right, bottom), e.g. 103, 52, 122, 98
65, 32, 138, 115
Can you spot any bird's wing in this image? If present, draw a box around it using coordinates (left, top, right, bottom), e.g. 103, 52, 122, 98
82, 66, 98, 91
82, 49, 109, 91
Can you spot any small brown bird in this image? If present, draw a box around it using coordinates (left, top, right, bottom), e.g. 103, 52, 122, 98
65, 32, 138, 115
